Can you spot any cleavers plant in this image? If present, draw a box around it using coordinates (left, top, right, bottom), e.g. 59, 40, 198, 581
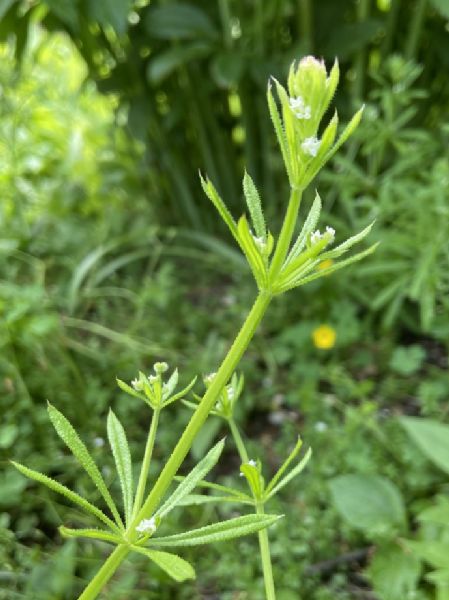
12, 56, 376, 599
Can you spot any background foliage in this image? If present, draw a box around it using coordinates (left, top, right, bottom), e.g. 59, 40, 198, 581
1, 0, 449, 598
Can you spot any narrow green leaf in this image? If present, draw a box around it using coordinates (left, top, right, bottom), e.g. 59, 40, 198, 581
284, 192, 322, 265
148, 514, 282, 547
107, 410, 134, 526
175, 493, 252, 506
132, 547, 195, 582
162, 376, 197, 408
237, 215, 266, 286
280, 243, 379, 293
327, 105, 365, 159
11, 461, 121, 533
267, 81, 292, 184
243, 171, 266, 240
266, 448, 312, 499
321, 222, 375, 260
156, 439, 225, 518
200, 174, 238, 240
59, 526, 123, 545
47, 403, 124, 529
116, 378, 147, 402
265, 437, 303, 495
174, 476, 252, 502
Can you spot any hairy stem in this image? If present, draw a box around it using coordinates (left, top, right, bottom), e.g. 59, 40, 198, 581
228, 417, 249, 463
256, 502, 277, 600
132, 407, 160, 521
269, 188, 302, 281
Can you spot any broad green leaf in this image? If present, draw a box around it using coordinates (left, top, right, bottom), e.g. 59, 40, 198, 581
144, 3, 217, 40
242, 171, 266, 240
266, 437, 303, 494
266, 448, 312, 499
11, 461, 120, 533
59, 526, 123, 545
406, 540, 449, 570
400, 417, 449, 475
329, 473, 406, 536
367, 542, 421, 600
132, 547, 195, 582
321, 222, 375, 260
199, 175, 238, 240
418, 497, 449, 525
285, 193, 322, 265
88, 0, 131, 34
147, 43, 211, 84
148, 514, 282, 547
47, 403, 124, 529
107, 410, 133, 526
156, 439, 225, 518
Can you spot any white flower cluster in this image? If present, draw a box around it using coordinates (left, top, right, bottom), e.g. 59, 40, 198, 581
310, 226, 336, 245
131, 362, 170, 391
301, 136, 321, 157
136, 516, 157, 535
289, 95, 311, 120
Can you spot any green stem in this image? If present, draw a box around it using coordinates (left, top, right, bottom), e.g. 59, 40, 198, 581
256, 502, 276, 600
269, 188, 302, 281
405, 0, 427, 61
78, 292, 272, 599
78, 545, 130, 600
298, 0, 313, 54
132, 407, 160, 521
353, 0, 370, 102
228, 417, 249, 463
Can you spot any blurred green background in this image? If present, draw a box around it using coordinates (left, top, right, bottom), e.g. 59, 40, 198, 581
1, 0, 449, 598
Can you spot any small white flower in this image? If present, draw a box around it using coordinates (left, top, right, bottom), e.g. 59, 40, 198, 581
131, 378, 143, 391
301, 136, 321, 157
239, 459, 257, 477
252, 234, 266, 252
148, 374, 158, 384
154, 362, 168, 374
204, 372, 216, 384
325, 226, 335, 238
310, 230, 323, 245
226, 386, 235, 401
136, 517, 157, 535
289, 96, 311, 119
314, 421, 328, 433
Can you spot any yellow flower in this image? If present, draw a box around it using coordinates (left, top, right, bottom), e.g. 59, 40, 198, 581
312, 325, 336, 349
317, 258, 334, 271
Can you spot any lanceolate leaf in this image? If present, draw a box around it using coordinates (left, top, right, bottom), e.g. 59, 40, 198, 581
285, 193, 322, 265
237, 215, 266, 286
162, 376, 197, 408
243, 171, 266, 240
321, 222, 375, 260
148, 514, 282, 547
156, 439, 225, 518
11, 461, 121, 534
266, 437, 303, 495
278, 243, 379, 293
175, 493, 252, 506
267, 81, 292, 184
107, 410, 134, 526
47, 403, 124, 529
266, 448, 312, 499
200, 174, 238, 240
59, 526, 123, 545
132, 547, 195, 582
